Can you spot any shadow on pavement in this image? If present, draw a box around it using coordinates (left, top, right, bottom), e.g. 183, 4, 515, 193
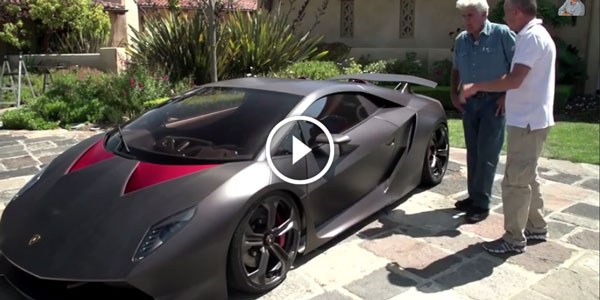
382, 242, 519, 293
292, 187, 433, 269
357, 208, 464, 240
230, 187, 470, 299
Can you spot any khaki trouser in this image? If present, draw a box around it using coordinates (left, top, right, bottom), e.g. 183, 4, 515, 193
502, 125, 550, 246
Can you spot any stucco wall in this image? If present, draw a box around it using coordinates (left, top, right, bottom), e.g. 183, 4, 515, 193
125, 0, 140, 44
109, 13, 129, 47
283, 0, 468, 49
7, 48, 127, 74
278, 0, 597, 90
106, 0, 140, 46
281, 0, 593, 54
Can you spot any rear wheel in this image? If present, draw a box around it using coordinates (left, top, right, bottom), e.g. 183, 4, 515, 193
421, 123, 449, 186
228, 192, 301, 293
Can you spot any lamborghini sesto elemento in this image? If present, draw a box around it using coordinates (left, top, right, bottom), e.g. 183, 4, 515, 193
0, 74, 449, 299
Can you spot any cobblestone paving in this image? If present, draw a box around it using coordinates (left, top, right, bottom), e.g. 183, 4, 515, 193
0, 129, 598, 300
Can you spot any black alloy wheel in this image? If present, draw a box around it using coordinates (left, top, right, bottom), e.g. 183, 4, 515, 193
228, 192, 301, 293
421, 123, 449, 186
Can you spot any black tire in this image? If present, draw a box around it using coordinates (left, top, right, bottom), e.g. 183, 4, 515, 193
227, 192, 301, 293
420, 123, 449, 186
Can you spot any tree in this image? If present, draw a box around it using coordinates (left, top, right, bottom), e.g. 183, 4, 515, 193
0, 3, 31, 51
207, 0, 218, 82
27, 0, 110, 53
193, 0, 220, 82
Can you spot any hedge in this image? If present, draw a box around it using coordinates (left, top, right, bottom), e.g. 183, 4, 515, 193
411, 85, 574, 113
143, 97, 170, 109
411, 86, 453, 109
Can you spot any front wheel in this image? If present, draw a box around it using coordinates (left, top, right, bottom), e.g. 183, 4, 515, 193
227, 192, 301, 293
420, 123, 449, 186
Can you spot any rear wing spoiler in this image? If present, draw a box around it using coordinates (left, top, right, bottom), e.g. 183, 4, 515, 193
328, 74, 438, 92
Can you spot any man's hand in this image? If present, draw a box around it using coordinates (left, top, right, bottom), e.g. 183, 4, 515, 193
451, 93, 465, 113
460, 83, 478, 100
496, 94, 506, 116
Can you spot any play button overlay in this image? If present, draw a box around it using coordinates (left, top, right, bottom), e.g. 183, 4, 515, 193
292, 136, 312, 165
266, 116, 335, 185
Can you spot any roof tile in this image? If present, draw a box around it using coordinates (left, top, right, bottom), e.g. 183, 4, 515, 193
137, 0, 257, 10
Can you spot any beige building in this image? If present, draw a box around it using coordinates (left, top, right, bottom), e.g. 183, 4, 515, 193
1, 0, 597, 91
280, 0, 599, 92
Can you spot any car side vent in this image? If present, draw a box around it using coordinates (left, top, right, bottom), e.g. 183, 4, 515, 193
133, 207, 196, 261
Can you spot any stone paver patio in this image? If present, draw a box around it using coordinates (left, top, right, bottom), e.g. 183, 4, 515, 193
0, 129, 598, 300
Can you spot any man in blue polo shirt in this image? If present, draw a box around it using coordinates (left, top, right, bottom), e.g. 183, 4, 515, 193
450, 0, 516, 223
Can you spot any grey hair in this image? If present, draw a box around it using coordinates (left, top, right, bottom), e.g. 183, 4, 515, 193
456, 0, 489, 14
506, 0, 537, 16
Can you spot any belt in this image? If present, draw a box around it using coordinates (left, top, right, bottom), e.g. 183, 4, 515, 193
471, 91, 503, 99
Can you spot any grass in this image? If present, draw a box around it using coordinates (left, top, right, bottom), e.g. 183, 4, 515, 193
447, 118, 600, 165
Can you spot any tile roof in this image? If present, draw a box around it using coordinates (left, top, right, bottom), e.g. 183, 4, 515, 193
94, 0, 127, 12
137, 0, 257, 11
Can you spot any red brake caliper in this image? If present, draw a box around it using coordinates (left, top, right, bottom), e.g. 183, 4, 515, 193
275, 212, 286, 247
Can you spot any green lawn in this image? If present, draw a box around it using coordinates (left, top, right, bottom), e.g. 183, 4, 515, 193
447, 118, 600, 165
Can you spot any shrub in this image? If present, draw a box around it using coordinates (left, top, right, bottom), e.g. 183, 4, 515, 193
554, 85, 575, 111
386, 52, 426, 77
56, 29, 110, 53
271, 61, 341, 80
102, 64, 173, 121
1, 108, 58, 130
563, 94, 599, 122
143, 97, 170, 109
555, 38, 588, 85
316, 42, 351, 62
0, 73, 45, 106
224, 10, 326, 77
18, 65, 177, 128
29, 68, 108, 125
356, 54, 375, 67
130, 10, 327, 84
411, 86, 453, 110
364, 60, 387, 74
129, 13, 229, 84
429, 59, 453, 86
342, 58, 363, 75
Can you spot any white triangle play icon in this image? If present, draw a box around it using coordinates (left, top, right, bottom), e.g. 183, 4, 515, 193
292, 136, 312, 165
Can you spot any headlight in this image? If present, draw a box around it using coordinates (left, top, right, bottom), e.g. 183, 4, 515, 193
133, 207, 196, 261
11, 166, 47, 202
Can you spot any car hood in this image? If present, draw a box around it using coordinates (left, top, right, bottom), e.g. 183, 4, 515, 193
0, 135, 250, 280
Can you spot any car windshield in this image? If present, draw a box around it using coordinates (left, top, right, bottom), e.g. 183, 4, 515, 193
105, 87, 302, 164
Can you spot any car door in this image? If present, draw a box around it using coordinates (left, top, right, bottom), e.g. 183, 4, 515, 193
300, 93, 401, 228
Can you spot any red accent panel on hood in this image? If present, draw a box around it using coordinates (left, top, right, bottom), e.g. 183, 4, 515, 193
69, 140, 115, 173
124, 163, 218, 194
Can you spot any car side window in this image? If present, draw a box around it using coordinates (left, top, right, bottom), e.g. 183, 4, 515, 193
301, 93, 380, 146
303, 93, 380, 132
274, 122, 303, 156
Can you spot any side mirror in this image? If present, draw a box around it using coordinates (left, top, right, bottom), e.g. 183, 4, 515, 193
315, 133, 352, 145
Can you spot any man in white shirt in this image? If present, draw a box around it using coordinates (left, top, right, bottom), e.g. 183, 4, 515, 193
460, 0, 556, 254
558, 0, 585, 16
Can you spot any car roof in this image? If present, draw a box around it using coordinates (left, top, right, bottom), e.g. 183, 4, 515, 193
203, 77, 344, 96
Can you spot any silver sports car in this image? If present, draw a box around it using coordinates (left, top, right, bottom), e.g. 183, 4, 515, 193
0, 74, 449, 299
